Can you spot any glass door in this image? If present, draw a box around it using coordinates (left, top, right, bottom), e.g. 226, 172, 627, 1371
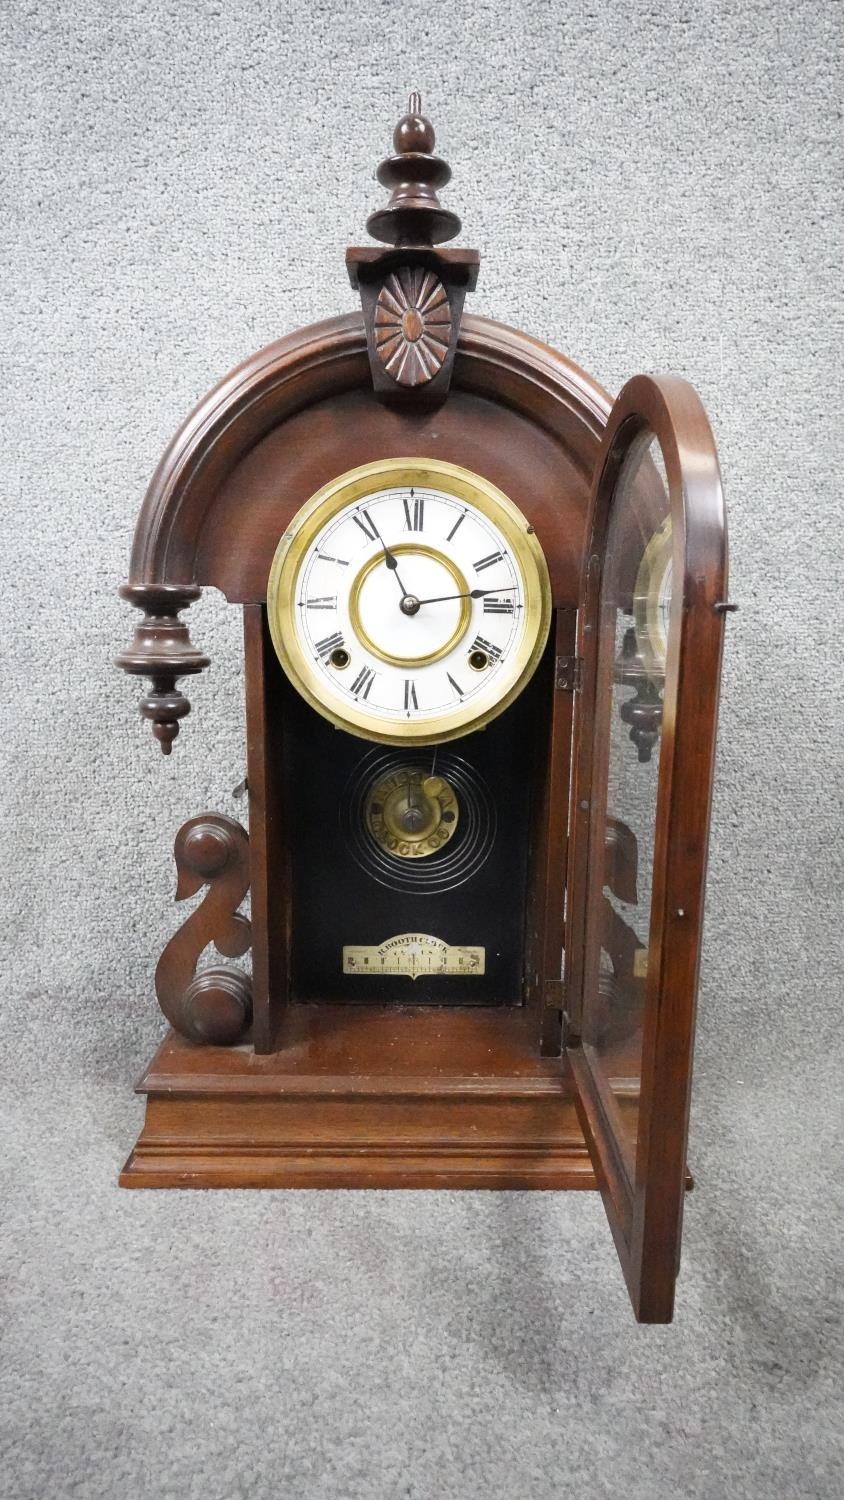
565, 375, 728, 1322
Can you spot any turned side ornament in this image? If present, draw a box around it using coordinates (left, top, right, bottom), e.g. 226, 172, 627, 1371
155, 814, 253, 1046
616, 625, 664, 764
115, 583, 209, 752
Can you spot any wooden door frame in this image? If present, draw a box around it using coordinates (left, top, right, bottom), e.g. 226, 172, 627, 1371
565, 374, 728, 1322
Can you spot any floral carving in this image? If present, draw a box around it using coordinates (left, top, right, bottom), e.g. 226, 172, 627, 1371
374, 268, 452, 386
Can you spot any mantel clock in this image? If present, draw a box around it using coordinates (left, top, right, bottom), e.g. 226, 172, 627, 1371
116, 96, 733, 1322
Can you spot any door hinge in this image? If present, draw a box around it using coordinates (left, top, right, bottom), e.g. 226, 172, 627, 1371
555, 655, 583, 693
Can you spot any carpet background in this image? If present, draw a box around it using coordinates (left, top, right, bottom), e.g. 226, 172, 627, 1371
1, 2, 842, 1497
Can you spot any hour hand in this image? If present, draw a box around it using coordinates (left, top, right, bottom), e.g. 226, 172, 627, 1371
368, 520, 410, 600
382, 544, 408, 593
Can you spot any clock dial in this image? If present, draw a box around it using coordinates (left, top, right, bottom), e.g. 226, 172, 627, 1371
267, 459, 552, 744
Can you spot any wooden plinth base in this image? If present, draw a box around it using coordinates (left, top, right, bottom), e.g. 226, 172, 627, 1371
120, 1005, 596, 1190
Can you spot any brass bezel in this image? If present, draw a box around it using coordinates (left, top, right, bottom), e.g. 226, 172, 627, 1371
633, 515, 673, 674
266, 458, 553, 745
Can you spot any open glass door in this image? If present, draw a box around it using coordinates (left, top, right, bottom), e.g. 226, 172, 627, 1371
565, 375, 728, 1322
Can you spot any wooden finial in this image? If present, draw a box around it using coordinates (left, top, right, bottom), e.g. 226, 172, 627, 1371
347, 98, 479, 403
115, 583, 209, 752
392, 92, 435, 155
367, 95, 460, 246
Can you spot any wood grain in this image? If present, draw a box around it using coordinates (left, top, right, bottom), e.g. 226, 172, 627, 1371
123, 313, 610, 591
154, 814, 252, 1046
565, 373, 728, 1323
121, 1011, 595, 1190
242, 606, 290, 1054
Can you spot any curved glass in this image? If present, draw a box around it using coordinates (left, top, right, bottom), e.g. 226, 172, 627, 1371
580, 433, 672, 1176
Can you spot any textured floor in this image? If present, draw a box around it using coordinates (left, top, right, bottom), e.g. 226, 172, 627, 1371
1, 2, 842, 1497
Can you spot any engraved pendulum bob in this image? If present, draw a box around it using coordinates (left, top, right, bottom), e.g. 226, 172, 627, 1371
365, 769, 459, 860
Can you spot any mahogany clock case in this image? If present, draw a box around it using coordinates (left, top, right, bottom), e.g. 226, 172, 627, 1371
116, 100, 729, 1326
117, 322, 610, 1171
235, 356, 591, 1051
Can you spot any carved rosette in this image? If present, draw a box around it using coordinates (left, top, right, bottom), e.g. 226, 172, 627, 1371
374, 268, 452, 386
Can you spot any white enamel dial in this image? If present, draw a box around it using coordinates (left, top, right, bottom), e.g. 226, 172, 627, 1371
266, 460, 552, 745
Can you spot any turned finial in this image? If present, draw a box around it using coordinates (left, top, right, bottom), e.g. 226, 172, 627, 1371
115, 583, 209, 753
347, 96, 479, 402
366, 93, 460, 247
392, 92, 435, 155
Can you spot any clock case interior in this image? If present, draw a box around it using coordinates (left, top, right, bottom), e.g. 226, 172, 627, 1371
281, 656, 548, 1009
116, 99, 729, 1324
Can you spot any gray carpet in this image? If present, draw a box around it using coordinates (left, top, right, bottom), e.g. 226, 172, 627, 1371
2, 2, 842, 1496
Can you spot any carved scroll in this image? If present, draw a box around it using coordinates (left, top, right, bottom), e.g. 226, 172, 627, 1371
155, 814, 252, 1046
591, 818, 647, 1046
115, 583, 209, 753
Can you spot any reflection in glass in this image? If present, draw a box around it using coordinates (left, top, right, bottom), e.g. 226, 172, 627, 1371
581, 434, 672, 1175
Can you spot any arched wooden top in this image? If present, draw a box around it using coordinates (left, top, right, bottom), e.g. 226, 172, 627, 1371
118, 312, 613, 751
128, 312, 612, 585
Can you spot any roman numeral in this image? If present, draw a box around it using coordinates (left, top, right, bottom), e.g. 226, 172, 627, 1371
352, 509, 378, 541
473, 550, 505, 573
305, 595, 337, 610
404, 679, 418, 711
314, 631, 344, 659
446, 511, 466, 542
471, 634, 503, 663
446, 672, 464, 699
350, 665, 376, 699
317, 553, 348, 566
482, 596, 515, 614
402, 490, 425, 532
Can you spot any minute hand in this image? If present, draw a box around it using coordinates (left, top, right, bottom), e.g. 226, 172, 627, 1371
413, 586, 519, 606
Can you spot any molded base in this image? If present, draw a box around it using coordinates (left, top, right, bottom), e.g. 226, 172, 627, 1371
120, 1007, 597, 1190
